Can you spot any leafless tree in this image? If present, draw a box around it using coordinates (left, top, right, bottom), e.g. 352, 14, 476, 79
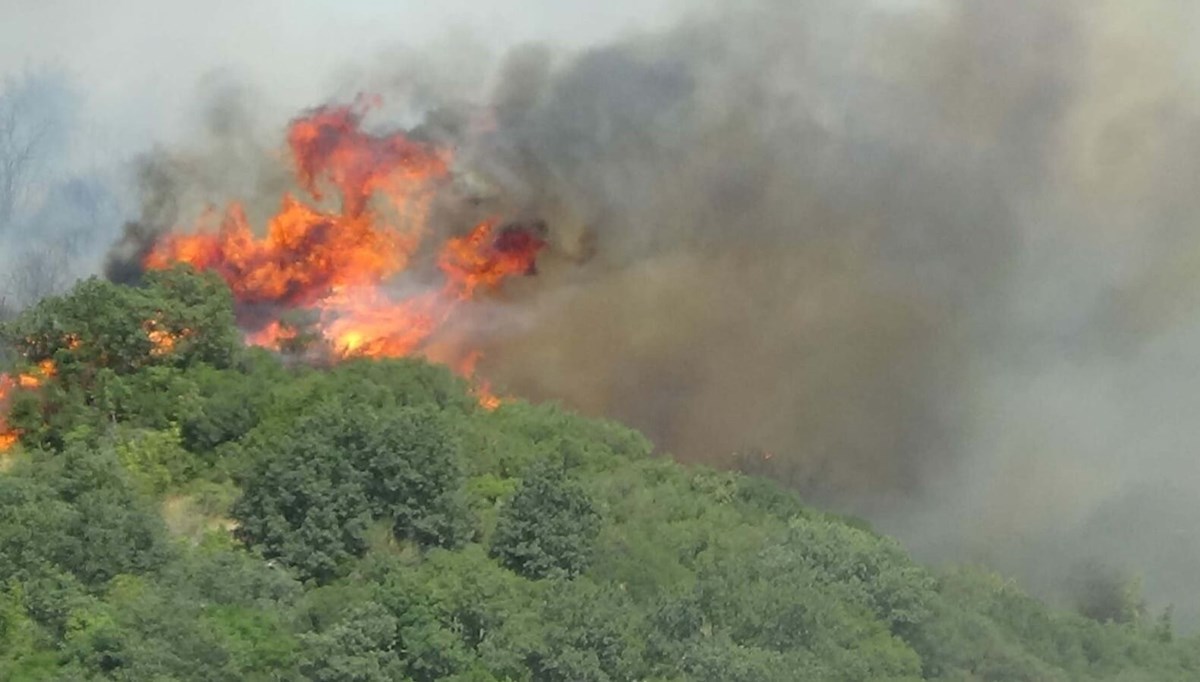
4, 242, 73, 308
0, 68, 72, 231
0, 83, 49, 228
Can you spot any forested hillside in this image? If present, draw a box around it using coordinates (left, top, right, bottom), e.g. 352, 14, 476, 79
0, 268, 1197, 681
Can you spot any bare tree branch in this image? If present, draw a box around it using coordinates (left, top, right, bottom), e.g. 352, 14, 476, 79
4, 242, 73, 307
0, 71, 59, 229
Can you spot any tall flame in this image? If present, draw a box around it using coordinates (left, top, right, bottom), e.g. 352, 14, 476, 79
144, 98, 545, 404
1, 100, 540, 452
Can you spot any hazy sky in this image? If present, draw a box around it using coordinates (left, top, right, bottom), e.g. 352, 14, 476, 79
0, 0, 689, 149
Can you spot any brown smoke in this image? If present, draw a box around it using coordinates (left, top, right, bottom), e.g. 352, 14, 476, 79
455, 0, 1066, 498
432, 0, 1200, 625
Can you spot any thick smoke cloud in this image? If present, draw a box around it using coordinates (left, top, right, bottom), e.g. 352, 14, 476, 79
11, 0, 1200, 628
418, 0, 1200, 625
103, 73, 294, 284
465, 0, 1042, 497
428, 0, 1066, 500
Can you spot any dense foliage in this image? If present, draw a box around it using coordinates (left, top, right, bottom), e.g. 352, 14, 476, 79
0, 268, 1197, 680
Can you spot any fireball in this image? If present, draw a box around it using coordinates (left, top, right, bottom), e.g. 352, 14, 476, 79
144, 98, 545, 407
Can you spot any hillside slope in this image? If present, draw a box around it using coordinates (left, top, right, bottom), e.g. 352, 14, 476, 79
0, 268, 1197, 681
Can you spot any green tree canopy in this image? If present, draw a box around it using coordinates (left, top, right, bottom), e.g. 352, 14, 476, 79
490, 458, 601, 580
233, 401, 470, 583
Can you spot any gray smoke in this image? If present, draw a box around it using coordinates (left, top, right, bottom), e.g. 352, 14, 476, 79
0, 66, 128, 306
437, 0, 1052, 497
416, 0, 1200, 627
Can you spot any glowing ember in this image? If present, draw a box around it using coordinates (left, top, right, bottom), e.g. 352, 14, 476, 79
144, 98, 546, 406
0, 378, 16, 451
144, 319, 189, 357
0, 359, 56, 451
457, 351, 504, 410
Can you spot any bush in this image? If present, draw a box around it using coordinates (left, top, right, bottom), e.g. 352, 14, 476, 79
490, 458, 601, 580
233, 401, 470, 583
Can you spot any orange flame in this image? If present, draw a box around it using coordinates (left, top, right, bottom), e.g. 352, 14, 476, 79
457, 351, 504, 410
143, 317, 190, 357
144, 99, 544, 406
0, 377, 17, 451
0, 359, 56, 451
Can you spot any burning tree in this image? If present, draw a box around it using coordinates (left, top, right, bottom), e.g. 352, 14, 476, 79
142, 98, 545, 406
0, 266, 241, 450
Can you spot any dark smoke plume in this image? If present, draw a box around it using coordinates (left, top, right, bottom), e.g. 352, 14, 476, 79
451, 0, 1068, 497
433, 0, 1200, 626
104, 72, 291, 283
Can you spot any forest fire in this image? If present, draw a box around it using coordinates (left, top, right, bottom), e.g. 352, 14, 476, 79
143, 99, 545, 405
1, 99, 544, 452
0, 359, 56, 450
144, 319, 190, 357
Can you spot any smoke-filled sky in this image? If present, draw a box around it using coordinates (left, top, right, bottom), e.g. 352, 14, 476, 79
0, 0, 690, 152
6, 0, 1200, 629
